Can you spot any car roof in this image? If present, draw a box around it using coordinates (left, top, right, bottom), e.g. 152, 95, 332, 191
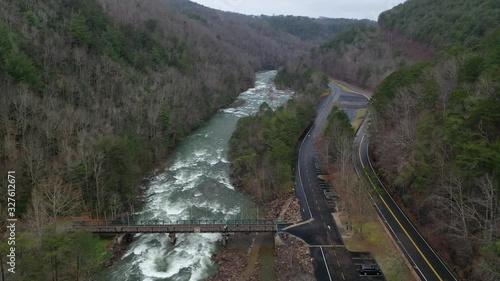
361, 264, 378, 269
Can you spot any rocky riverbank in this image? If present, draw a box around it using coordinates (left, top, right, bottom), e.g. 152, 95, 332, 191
207, 193, 314, 280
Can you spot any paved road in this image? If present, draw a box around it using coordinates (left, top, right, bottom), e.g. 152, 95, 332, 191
290, 81, 457, 281
351, 91, 458, 281
291, 83, 361, 281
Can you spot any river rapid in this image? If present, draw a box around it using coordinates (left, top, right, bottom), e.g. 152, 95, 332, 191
107, 71, 293, 281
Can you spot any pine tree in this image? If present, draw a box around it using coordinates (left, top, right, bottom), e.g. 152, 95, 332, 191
69, 11, 91, 46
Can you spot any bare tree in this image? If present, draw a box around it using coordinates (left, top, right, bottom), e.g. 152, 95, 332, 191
433, 171, 475, 258
37, 177, 83, 220
12, 88, 33, 138
431, 57, 459, 113
91, 150, 106, 216
22, 139, 46, 186
471, 174, 499, 244
23, 188, 49, 240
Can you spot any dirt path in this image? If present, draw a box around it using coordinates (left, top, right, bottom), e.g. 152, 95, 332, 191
278, 197, 294, 218
207, 193, 314, 281
239, 234, 265, 280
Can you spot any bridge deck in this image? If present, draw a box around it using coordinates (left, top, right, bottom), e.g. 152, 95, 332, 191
74, 219, 290, 234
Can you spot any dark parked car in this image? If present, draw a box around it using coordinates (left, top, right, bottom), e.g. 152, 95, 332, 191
358, 264, 382, 275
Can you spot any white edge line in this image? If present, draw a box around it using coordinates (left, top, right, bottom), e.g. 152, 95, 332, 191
320, 246, 333, 281
344, 84, 455, 279
297, 84, 338, 219
364, 134, 457, 280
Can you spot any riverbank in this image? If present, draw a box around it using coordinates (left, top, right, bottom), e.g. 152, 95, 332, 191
207, 193, 314, 281
103, 71, 297, 280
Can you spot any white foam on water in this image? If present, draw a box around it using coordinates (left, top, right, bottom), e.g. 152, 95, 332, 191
180, 182, 197, 192
138, 248, 172, 279
169, 149, 222, 173
130, 241, 149, 257
161, 201, 187, 217
205, 158, 219, 166
193, 149, 208, 158
107, 71, 292, 281
217, 176, 235, 190
137, 233, 220, 280
173, 170, 203, 185
169, 159, 195, 171
221, 107, 236, 114
197, 201, 240, 217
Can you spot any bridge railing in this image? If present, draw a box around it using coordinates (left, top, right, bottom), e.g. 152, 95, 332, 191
73, 219, 277, 227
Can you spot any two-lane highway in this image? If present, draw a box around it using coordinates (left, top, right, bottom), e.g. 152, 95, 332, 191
292, 81, 458, 281
292, 83, 359, 281
349, 89, 458, 281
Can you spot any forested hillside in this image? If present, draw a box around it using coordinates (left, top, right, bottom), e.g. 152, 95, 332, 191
370, 24, 500, 281
229, 67, 328, 202
273, 0, 500, 279
278, 22, 435, 90
0, 0, 364, 222
379, 0, 500, 48
165, 0, 363, 69
0, 0, 364, 279
0, 0, 254, 223
0, 0, 255, 277
326, 22, 439, 87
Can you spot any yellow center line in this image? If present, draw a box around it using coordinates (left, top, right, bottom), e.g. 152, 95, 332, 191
341, 272, 345, 280
358, 133, 443, 281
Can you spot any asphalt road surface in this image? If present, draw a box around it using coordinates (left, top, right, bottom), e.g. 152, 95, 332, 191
289, 82, 457, 281
351, 91, 458, 281
290, 83, 363, 281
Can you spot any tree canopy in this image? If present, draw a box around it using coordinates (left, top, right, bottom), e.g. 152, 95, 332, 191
229, 67, 327, 202
379, 0, 500, 48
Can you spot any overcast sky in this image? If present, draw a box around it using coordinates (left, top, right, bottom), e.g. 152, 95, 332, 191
190, 0, 407, 20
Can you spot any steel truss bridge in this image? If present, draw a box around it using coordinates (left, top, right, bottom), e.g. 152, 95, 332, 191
74, 219, 291, 234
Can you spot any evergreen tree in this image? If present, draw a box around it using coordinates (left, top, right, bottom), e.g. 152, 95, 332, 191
69, 11, 91, 46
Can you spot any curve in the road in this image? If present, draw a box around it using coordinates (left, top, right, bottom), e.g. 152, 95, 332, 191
293, 83, 359, 281
349, 85, 458, 281
290, 80, 458, 281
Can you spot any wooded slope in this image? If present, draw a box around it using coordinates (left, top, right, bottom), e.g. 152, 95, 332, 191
165, 0, 364, 69
0, 0, 256, 222
274, 0, 500, 279
370, 25, 500, 281
379, 0, 500, 48
0, 0, 367, 279
0, 0, 363, 222
229, 67, 328, 202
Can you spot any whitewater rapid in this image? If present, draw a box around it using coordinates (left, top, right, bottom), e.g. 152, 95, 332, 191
106, 71, 293, 281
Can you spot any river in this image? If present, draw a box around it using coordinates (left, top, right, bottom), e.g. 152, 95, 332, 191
107, 71, 293, 281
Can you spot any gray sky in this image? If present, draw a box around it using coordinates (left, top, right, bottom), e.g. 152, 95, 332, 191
190, 0, 407, 20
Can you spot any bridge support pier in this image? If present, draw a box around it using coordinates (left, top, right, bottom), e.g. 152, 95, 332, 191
115, 233, 133, 245
221, 234, 228, 247
274, 234, 285, 246
168, 233, 177, 245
